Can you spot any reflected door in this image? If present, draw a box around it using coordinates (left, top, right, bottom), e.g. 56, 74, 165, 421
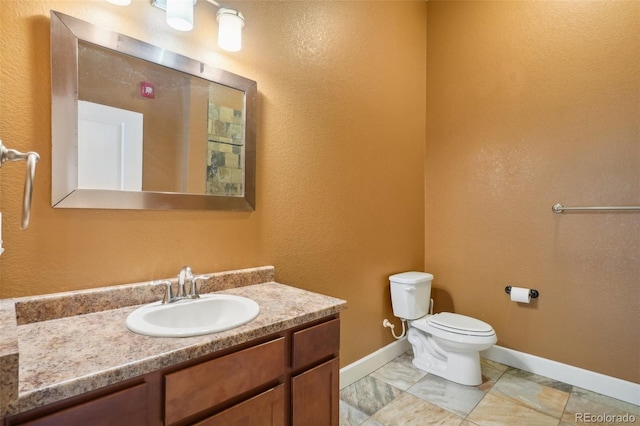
78, 101, 143, 190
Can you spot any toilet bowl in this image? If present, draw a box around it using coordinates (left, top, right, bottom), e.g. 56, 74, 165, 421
389, 272, 497, 386
408, 312, 497, 385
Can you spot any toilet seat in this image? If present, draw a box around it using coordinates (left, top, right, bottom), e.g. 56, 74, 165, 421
428, 313, 495, 336
411, 312, 495, 338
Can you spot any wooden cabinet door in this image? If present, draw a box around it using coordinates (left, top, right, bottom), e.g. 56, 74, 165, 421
291, 358, 339, 426
14, 383, 148, 426
193, 385, 285, 426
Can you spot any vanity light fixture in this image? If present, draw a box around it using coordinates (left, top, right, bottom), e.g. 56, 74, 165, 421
106, 0, 132, 5
166, 0, 195, 32
216, 8, 244, 52
148, 0, 245, 51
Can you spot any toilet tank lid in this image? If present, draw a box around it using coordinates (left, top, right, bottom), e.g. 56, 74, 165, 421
389, 271, 434, 284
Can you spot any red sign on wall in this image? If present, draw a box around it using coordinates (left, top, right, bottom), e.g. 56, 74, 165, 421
140, 81, 155, 99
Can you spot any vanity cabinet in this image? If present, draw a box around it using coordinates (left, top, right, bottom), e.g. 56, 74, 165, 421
4, 316, 340, 426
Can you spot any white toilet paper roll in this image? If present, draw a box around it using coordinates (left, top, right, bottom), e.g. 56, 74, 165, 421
510, 286, 531, 303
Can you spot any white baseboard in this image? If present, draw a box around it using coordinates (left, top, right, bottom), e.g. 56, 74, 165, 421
340, 337, 411, 389
340, 341, 639, 406
482, 345, 639, 406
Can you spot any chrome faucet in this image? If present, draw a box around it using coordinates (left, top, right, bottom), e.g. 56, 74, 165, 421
178, 266, 193, 299
155, 266, 211, 304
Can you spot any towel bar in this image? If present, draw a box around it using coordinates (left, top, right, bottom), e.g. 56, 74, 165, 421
552, 203, 640, 214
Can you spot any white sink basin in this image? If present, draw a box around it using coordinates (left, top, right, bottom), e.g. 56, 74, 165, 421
126, 294, 260, 337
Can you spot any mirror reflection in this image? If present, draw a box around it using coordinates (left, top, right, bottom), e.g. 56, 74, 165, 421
51, 11, 256, 210
78, 43, 245, 197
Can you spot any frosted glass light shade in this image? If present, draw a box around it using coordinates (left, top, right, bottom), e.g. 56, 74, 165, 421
166, 0, 194, 32
106, 0, 131, 5
217, 8, 244, 52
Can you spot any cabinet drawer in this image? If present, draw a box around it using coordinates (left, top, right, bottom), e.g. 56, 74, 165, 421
193, 384, 285, 426
15, 383, 147, 426
164, 337, 285, 425
292, 318, 340, 370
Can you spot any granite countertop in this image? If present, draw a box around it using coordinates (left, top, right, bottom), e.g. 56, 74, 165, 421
0, 266, 347, 418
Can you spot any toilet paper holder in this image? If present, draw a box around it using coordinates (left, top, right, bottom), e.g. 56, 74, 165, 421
504, 286, 539, 299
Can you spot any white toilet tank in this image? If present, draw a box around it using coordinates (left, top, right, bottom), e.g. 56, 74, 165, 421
389, 272, 434, 320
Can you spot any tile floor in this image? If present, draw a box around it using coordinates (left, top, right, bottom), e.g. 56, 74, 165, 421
340, 351, 640, 425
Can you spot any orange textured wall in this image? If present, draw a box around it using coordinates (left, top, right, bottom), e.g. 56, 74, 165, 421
426, 1, 639, 382
0, 1, 426, 366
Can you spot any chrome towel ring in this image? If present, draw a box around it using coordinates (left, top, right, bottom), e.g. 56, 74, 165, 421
0, 140, 40, 229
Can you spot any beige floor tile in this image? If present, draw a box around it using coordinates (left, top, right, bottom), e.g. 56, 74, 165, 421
370, 352, 427, 391
371, 392, 464, 426
466, 391, 560, 426
480, 358, 509, 374
492, 371, 570, 418
340, 400, 370, 426
361, 418, 385, 426
340, 376, 403, 416
561, 388, 639, 425
569, 387, 640, 416
408, 373, 488, 417
503, 368, 572, 393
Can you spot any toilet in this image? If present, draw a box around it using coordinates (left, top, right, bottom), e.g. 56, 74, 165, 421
390, 272, 497, 386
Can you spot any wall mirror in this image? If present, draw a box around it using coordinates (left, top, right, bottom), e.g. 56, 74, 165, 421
51, 11, 256, 210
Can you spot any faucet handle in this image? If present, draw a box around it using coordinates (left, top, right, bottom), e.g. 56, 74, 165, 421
154, 279, 174, 304
189, 274, 211, 299
188, 277, 199, 299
